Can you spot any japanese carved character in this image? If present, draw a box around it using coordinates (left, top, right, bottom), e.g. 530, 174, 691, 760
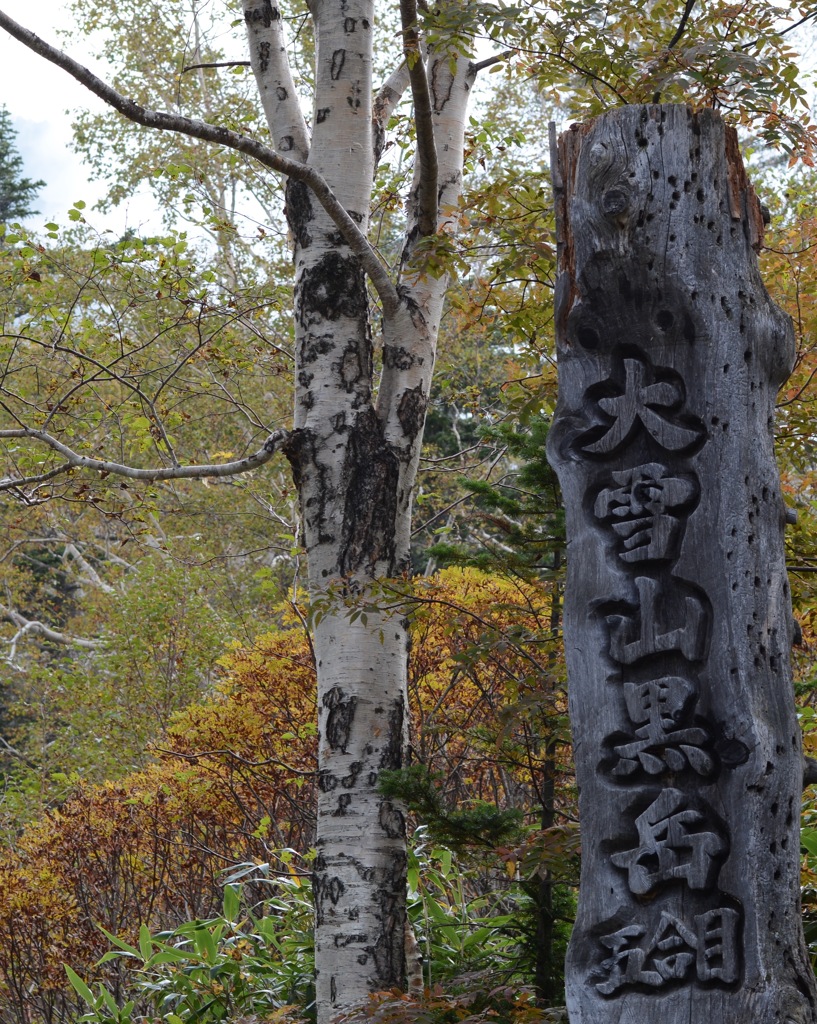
609, 677, 715, 778
595, 906, 741, 995
604, 576, 710, 665
611, 788, 727, 895
594, 463, 699, 563
580, 356, 705, 456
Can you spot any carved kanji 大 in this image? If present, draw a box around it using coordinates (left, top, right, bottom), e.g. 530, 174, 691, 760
581, 356, 704, 456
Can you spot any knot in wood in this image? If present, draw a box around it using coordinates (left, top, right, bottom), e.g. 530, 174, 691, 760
602, 188, 629, 218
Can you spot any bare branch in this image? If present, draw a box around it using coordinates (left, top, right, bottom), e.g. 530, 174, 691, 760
666, 0, 697, 50
0, 463, 75, 504
0, 602, 102, 652
400, 0, 437, 236
182, 61, 251, 72
474, 49, 514, 73
62, 544, 115, 594
0, 427, 290, 488
242, 0, 310, 163
0, 734, 38, 769
652, 0, 696, 101
0, 9, 400, 316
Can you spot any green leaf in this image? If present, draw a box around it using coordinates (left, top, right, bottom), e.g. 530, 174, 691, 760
100, 986, 120, 1016
222, 883, 240, 921
97, 927, 140, 956
64, 965, 96, 1008
138, 923, 153, 961
801, 827, 817, 856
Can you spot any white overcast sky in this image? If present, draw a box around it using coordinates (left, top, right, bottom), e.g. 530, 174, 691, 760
0, 0, 160, 232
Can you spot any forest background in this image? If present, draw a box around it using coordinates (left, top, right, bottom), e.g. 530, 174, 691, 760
1, 1, 817, 1022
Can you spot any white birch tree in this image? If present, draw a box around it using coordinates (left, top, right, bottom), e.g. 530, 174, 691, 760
0, 1, 483, 1015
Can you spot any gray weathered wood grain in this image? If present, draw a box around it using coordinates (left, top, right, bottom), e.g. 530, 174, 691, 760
547, 104, 817, 1024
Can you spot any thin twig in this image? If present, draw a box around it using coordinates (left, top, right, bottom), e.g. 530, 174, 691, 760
182, 61, 251, 73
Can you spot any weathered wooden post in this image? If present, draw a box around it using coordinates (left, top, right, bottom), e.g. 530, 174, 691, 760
547, 105, 817, 1023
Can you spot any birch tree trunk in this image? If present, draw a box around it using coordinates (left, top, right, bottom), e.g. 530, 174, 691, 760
245, 2, 474, 1015
548, 104, 817, 1024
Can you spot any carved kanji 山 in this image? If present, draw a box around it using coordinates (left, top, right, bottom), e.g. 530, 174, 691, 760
611, 788, 727, 895
605, 576, 709, 664
582, 357, 704, 456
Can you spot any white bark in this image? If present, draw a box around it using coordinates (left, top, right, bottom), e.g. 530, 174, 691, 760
242, 0, 310, 162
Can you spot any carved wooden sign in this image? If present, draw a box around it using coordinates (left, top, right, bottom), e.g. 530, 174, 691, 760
547, 105, 817, 1022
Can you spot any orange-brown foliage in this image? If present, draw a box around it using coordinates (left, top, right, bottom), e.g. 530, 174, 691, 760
0, 569, 566, 1024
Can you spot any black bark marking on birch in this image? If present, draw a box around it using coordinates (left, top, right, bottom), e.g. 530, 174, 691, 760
332, 793, 352, 815
244, 0, 278, 27
344, 17, 356, 31
330, 49, 346, 81
298, 252, 367, 325
301, 332, 333, 364
379, 799, 405, 838
318, 769, 338, 791
282, 428, 334, 543
279, 135, 293, 152
380, 699, 405, 769
285, 179, 312, 249
383, 344, 415, 370
336, 337, 371, 394
281, 427, 313, 487
276, 85, 287, 100
548, 104, 817, 1022
258, 41, 271, 73
341, 760, 362, 787
397, 384, 427, 443
338, 409, 399, 575
316, 107, 330, 124
323, 686, 357, 753
313, 866, 345, 925
430, 59, 453, 112
370, 849, 408, 987
336, 932, 370, 947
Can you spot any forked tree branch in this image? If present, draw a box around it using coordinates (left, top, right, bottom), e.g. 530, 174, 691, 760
0, 427, 290, 488
0, 602, 102, 652
400, 0, 438, 236
0, 9, 400, 316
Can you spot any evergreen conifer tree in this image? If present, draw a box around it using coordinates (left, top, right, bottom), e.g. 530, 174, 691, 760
0, 107, 44, 221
